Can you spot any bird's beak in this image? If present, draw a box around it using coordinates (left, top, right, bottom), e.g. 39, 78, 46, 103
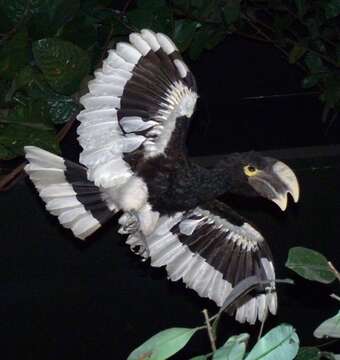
248, 159, 300, 211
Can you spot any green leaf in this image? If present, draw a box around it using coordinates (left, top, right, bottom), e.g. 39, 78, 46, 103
223, 0, 240, 25
46, 94, 79, 124
0, 30, 29, 80
325, 0, 340, 19
0, 0, 28, 27
295, 0, 307, 17
60, 14, 98, 50
285, 247, 336, 283
213, 334, 249, 360
189, 27, 211, 60
137, 0, 167, 9
128, 4, 173, 34
127, 327, 199, 360
289, 45, 306, 64
244, 324, 299, 360
314, 310, 340, 339
0, 98, 59, 160
14, 66, 79, 124
302, 74, 323, 89
173, 20, 198, 52
304, 52, 324, 73
295, 347, 320, 360
33, 38, 90, 95
28, 0, 80, 38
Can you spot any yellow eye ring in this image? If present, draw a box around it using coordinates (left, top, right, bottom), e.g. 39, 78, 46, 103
244, 165, 258, 177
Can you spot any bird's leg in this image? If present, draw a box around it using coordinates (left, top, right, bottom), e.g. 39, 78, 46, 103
119, 210, 150, 260
118, 210, 140, 234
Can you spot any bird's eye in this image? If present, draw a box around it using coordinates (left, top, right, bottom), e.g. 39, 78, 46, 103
244, 165, 258, 176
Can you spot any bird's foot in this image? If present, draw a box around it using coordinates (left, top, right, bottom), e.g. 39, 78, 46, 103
118, 210, 140, 234
126, 232, 150, 261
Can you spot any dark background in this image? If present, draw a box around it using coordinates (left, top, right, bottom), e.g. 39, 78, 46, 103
1, 30, 340, 359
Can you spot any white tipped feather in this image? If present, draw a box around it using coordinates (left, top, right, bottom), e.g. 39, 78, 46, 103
77, 108, 117, 122
25, 146, 65, 168
116, 42, 142, 64
156, 33, 178, 54
173, 59, 188, 78
88, 82, 125, 97
141, 29, 161, 51
236, 304, 246, 323
106, 50, 134, 71
72, 215, 100, 240
59, 207, 87, 225
94, 68, 132, 82
166, 246, 194, 281
80, 94, 120, 110
267, 292, 278, 314
179, 218, 202, 236
39, 183, 76, 198
120, 117, 157, 132
122, 135, 145, 153
257, 294, 267, 322
245, 297, 257, 325
129, 33, 151, 55
151, 237, 184, 267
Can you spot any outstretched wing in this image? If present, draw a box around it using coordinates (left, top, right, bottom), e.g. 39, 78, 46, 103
127, 200, 277, 324
77, 29, 198, 189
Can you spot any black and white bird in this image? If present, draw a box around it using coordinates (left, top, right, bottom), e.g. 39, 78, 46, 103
24, 29, 300, 324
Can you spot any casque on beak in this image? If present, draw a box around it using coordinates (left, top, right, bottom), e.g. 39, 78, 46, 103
248, 159, 300, 211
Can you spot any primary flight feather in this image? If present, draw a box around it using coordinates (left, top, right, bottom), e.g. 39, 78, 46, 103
25, 29, 300, 324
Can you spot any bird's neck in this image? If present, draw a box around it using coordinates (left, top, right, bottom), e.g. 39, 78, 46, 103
187, 158, 240, 204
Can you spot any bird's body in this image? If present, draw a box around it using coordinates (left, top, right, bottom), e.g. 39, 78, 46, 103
24, 29, 300, 324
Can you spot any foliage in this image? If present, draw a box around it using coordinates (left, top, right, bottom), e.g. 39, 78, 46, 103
0, 0, 339, 167
314, 310, 340, 339
125, 247, 340, 359
285, 247, 336, 284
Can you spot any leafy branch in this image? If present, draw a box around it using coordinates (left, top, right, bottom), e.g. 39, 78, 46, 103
0, 0, 340, 187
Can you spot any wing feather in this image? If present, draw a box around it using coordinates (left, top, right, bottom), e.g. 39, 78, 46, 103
127, 201, 277, 324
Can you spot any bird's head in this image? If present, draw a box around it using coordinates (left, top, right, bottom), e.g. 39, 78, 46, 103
220, 152, 300, 211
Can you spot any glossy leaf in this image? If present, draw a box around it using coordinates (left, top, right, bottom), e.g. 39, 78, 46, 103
137, 0, 167, 9
223, 0, 240, 25
0, 0, 27, 26
286, 247, 336, 283
127, 327, 199, 360
128, 4, 173, 34
14, 66, 79, 124
245, 324, 299, 360
304, 53, 324, 73
325, 0, 340, 19
314, 310, 340, 339
289, 45, 306, 64
295, 0, 307, 17
295, 347, 320, 360
33, 38, 90, 95
0, 31, 29, 80
60, 14, 97, 50
28, 0, 80, 38
173, 20, 198, 52
302, 74, 322, 89
0, 98, 59, 160
213, 334, 249, 360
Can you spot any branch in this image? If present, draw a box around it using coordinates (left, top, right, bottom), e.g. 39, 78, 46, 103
0, 0, 30, 45
328, 261, 340, 283
202, 309, 217, 353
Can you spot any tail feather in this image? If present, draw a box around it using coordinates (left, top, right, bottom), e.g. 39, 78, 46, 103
25, 146, 117, 240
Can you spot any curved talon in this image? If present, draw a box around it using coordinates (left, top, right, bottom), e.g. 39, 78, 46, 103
118, 210, 140, 234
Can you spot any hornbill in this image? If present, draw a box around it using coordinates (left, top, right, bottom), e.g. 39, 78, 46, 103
24, 29, 300, 324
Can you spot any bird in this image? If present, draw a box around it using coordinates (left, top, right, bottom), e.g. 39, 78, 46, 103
24, 29, 300, 324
